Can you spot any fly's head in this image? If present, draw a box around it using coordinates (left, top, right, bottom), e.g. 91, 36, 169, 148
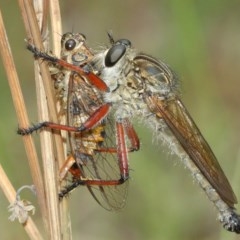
92, 37, 138, 93
93, 36, 179, 103
60, 32, 93, 66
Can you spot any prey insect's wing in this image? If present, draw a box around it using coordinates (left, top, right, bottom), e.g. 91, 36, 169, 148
68, 73, 128, 210
145, 95, 237, 207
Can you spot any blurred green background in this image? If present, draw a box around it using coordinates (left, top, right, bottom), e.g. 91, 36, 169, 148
1, 1, 240, 239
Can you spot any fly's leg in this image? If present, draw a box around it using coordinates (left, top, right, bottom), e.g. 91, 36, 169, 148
56, 118, 139, 182
59, 153, 127, 198
121, 118, 140, 151
59, 119, 135, 199
25, 43, 137, 199
96, 118, 140, 153
17, 103, 111, 135
17, 104, 130, 192
59, 174, 127, 200
63, 120, 131, 182
27, 43, 109, 91
59, 119, 139, 181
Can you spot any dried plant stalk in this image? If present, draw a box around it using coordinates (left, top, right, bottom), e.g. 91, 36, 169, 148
18, 0, 71, 239
1, 0, 72, 238
48, 2, 73, 239
49, 0, 62, 56
0, 8, 44, 240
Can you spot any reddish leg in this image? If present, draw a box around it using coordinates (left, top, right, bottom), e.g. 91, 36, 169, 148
116, 121, 129, 180
23, 44, 112, 134
18, 103, 111, 135
80, 103, 111, 130
27, 43, 109, 92
59, 120, 133, 198
65, 119, 136, 184
123, 119, 140, 151
96, 118, 140, 153
55, 58, 108, 91
26, 44, 135, 195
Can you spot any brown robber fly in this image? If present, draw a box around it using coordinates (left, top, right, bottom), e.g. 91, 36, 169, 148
19, 32, 240, 233
87, 33, 240, 233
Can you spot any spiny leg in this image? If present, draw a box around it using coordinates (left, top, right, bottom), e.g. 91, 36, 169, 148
27, 43, 109, 91
17, 103, 111, 135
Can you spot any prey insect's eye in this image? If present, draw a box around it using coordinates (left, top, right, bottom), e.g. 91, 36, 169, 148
65, 39, 76, 51
105, 39, 131, 67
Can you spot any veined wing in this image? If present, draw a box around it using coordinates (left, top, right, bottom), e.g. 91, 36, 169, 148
67, 73, 128, 210
145, 95, 237, 207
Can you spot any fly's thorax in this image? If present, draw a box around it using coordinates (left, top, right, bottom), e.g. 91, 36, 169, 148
133, 54, 179, 99
102, 72, 149, 121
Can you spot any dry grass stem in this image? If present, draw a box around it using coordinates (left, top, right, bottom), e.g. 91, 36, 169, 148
2, 0, 74, 238
49, 0, 62, 56
20, 0, 72, 239
0, 9, 44, 240
31, 1, 62, 239
48, 2, 73, 239
18, 0, 70, 239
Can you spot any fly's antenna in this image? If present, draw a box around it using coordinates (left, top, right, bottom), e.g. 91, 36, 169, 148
107, 31, 115, 45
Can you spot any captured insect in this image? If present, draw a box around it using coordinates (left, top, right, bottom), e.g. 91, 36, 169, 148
19, 32, 139, 210
19, 32, 240, 233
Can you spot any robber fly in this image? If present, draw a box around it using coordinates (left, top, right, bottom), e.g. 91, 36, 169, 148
19, 33, 137, 210
85, 33, 240, 233
19, 32, 240, 233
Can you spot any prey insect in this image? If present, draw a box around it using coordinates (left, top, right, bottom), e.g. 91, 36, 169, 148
19, 33, 139, 210
87, 33, 240, 233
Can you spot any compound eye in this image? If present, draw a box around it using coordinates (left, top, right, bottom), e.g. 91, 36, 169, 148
65, 39, 76, 51
105, 44, 126, 67
115, 39, 131, 47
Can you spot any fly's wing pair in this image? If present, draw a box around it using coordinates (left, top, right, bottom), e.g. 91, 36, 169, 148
133, 55, 237, 208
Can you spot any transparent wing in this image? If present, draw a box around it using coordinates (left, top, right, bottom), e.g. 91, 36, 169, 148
145, 95, 237, 207
67, 73, 128, 210
84, 116, 129, 211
